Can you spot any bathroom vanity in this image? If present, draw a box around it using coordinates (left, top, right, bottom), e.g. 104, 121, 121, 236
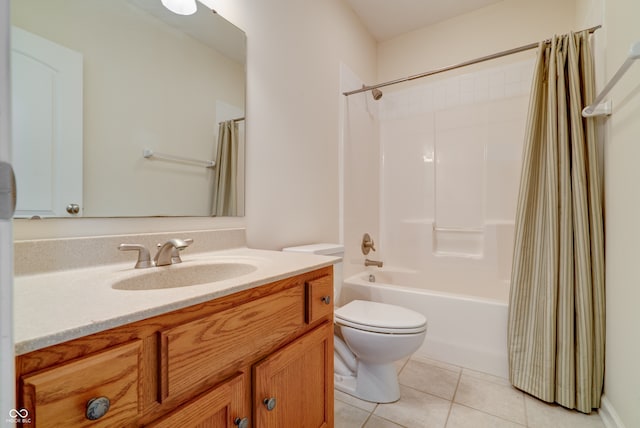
13, 234, 335, 428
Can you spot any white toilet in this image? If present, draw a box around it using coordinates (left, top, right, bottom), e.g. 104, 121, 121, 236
282, 243, 427, 403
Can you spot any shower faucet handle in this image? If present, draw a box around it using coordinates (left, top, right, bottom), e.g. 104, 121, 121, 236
361, 233, 376, 255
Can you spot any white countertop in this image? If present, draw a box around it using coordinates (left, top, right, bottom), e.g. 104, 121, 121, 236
14, 247, 338, 355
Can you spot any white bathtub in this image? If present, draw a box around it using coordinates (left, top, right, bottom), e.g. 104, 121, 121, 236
341, 270, 509, 378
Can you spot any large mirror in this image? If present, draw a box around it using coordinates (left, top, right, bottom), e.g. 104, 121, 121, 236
10, 0, 246, 218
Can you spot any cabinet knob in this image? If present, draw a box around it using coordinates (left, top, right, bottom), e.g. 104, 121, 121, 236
85, 396, 110, 420
263, 397, 277, 411
321, 295, 331, 305
234, 417, 249, 428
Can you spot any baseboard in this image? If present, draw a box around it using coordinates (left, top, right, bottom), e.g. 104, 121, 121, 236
599, 395, 626, 428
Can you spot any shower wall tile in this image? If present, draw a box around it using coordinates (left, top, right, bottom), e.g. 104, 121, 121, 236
380, 91, 408, 120
379, 58, 535, 122
487, 95, 529, 123
433, 84, 448, 110
460, 75, 475, 95
505, 65, 520, 85
489, 70, 506, 100
474, 73, 490, 102
446, 79, 461, 108
436, 104, 489, 130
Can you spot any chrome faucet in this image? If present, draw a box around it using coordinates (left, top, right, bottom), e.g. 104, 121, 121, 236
119, 238, 193, 269
364, 258, 383, 268
154, 238, 192, 266
156, 238, 193, 265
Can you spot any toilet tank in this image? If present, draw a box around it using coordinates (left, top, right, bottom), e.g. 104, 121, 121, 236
282, 244, 344, 304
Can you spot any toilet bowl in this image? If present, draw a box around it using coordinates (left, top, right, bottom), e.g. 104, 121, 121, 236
334, 299, 426, 403
282, 243, 427, 403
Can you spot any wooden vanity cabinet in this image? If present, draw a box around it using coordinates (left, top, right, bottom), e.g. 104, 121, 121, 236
15, 266, 334, 428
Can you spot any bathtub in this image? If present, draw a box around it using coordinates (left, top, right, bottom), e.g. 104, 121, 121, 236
341, 270, 509, 378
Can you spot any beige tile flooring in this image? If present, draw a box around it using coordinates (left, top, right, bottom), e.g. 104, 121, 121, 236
334, 356, 605, 428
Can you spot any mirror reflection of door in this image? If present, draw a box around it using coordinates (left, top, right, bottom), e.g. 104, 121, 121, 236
11, 26, 83, 218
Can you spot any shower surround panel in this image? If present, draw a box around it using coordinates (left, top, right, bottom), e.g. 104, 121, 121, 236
379, 59, 535, 302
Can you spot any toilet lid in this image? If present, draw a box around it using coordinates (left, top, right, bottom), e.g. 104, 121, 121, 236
335, 300, 427, 334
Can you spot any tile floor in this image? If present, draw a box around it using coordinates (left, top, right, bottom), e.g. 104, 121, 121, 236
334, 356, 605, 428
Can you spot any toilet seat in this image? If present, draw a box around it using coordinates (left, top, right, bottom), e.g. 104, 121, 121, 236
335, 300, 427, 334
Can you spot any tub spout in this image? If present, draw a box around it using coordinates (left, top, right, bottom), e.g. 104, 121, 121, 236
365, 259, 383, 268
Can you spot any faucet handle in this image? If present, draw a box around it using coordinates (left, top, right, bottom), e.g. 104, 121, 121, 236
361, 233, 376, 255
118, 244, 154, 269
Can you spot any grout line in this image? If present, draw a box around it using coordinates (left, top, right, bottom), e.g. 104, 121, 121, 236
361, 411, 373, 427
452, 366, 464, 403
454, 403, 527, 427
444, 367, 464, 427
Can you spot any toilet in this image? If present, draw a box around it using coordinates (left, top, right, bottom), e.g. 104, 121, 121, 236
282, 243, 427, 403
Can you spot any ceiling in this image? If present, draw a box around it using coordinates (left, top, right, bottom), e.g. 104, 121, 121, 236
344, 0, 503, 41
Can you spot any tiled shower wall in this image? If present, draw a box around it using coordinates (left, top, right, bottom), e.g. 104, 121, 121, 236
378, 59, 535, 301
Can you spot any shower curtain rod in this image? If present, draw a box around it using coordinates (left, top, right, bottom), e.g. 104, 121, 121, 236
343, 24, 602, 97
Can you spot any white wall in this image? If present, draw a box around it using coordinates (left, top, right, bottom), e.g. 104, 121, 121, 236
377, 0, 579, 83
600, 0, 640, 425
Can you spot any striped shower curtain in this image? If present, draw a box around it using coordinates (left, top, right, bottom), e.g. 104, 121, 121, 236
507, 31, 605, 414
212, 120, 239, 216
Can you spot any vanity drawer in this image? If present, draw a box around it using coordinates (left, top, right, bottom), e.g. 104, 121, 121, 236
306, 275, 333, 324
160, 285, 305, 400
21, 340, 142, 428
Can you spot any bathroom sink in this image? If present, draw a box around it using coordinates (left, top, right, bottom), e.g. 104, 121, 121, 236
112, 262, 258, 291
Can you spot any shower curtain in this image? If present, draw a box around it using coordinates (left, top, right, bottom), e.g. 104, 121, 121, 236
212, 120, 238, 216
507, 31, 604, 414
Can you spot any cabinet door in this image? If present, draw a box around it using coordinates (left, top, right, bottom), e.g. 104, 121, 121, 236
253, 322, 333, 428
146, 373, 247, 428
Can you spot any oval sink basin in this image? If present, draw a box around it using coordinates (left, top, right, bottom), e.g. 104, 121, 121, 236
112, 262, 258, 291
